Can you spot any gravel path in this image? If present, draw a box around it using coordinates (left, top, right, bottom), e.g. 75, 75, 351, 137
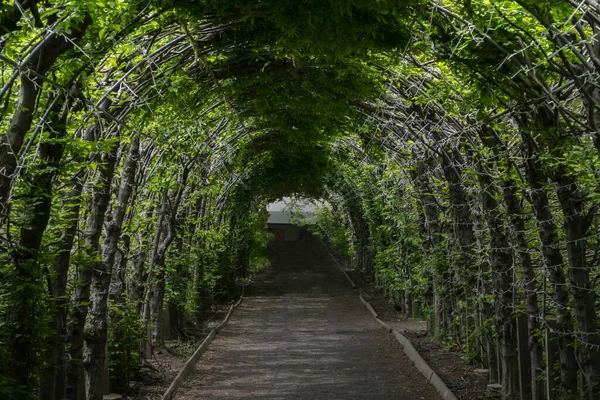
174, 231, 441, 400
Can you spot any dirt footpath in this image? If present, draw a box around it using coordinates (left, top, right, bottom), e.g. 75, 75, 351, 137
174, 231, 441, 400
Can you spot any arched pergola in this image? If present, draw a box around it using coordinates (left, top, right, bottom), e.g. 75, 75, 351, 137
1, 1, 599, 399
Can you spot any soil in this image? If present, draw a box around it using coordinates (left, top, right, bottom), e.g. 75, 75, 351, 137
345, 269, 493, 400
127, 307, 230, 400
128, 352, 187, 400
173, 230, 442, 399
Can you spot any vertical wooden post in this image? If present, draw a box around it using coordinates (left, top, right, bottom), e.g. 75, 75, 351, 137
496, 337, 503, 383
145, 326, 152, 359
545, 319, 560, 399
517, 314, 532, 399
103, 341, 110, 394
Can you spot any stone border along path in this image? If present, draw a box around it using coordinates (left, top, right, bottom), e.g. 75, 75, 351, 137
169, 232, 444, 399
161, 288, 246, 400
322, 243, 458, 400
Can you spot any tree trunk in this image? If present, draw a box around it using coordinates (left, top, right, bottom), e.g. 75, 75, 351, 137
149, 250, 168, 350
479, 125, 543, 396
439, 147, 476, 289
147, 163, 190, 351
438, 145, 476, 349
129, 205, 154, 311
476, 153, 519, 399
502, 181, 544, 400
470, 182, 495, 373
84, 136, 139, 400
498, 178, 543, 399
347, 204, 372, 274
413, 159, 445, 335
0, 18, 90, 220
109, 234, 131, 303
6, 94, 68, 397
39, 120, 97, 400
554, 171, 600, 398
145, 187, 171, 351
521, 131, 578, 398
65, 138, 119, 400
39, 176, 85, 400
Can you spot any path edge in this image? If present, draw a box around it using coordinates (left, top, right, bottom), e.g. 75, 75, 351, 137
322, 241, 458, 400
161, 287, 245, 400
361, 290, 458, 400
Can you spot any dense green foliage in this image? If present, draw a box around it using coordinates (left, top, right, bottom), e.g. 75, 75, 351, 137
1, 1, 600, 399
107, 298, 146, 391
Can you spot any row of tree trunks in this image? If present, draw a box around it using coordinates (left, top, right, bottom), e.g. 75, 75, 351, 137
501, 179, 543, 400
146, 161, 191, 351
365, 87, 598, 399
551, 156, 600, 399
38, 121, 96, 400
66, 128, 119, 399
129, 204, 154, 309
475, 129, 519, 399
40, 174, 85, 400
84, 135, 140, 400
7, 92, 70, 393
0, 16, 90, 220
478, 126, 544, 399
413, 159, 440, 332
519, 120, 579, 398
436, 142, 477, 353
